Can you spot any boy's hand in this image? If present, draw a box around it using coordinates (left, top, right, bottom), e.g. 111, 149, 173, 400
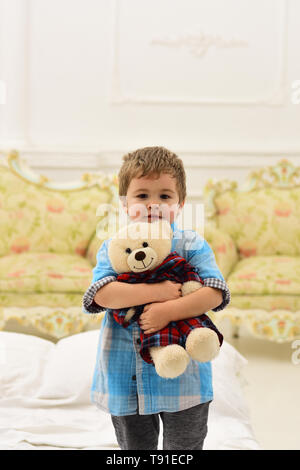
155, 280, 182, 302
139, 301, 173, 334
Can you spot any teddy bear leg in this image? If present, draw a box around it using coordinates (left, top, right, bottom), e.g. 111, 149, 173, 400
185, 328, 220, 363
150, 345, 190, 379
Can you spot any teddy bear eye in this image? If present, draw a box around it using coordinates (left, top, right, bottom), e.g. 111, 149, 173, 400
125, 248, 132, 254
142, 242, 148, 248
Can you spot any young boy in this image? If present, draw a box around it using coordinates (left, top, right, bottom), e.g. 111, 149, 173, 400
82, 146, 231, 450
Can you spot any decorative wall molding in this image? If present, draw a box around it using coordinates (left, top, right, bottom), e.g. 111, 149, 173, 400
150, 30, 248, 59
1, 147, 299, 171
111, 0, 289, 106
0, 0, 294, 152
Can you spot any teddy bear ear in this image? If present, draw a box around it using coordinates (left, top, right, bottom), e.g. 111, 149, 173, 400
112, 221, 149, 241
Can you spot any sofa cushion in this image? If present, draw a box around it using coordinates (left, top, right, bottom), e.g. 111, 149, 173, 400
215, 187, 300, 257
228, 294, 300, 312
227, 255, 300, 295
0, 292, 84, 308
0, 252, 92, 293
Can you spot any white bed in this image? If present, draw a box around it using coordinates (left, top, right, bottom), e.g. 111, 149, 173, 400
0, 330, 261, 450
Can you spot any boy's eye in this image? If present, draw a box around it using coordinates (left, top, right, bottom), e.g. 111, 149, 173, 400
125, 248, 132, 254
136, 194, 170, 199
142, 242, 148, 247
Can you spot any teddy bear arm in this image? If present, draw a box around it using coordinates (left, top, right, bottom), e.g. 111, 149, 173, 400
181, 280, 203, 296
124, 307, 136, 323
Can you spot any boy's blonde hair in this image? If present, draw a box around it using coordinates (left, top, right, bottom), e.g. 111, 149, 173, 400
118, 146, 186, 204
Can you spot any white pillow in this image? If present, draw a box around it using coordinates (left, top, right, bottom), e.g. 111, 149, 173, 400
212, 339, 248, 377
0, 331, 258, 450
0, 329, 248, 408
35, 330, 99, 404
36, 331, 248, 406
0, 332, 53, 398
211, 340, 249, 417
207, 342, 259, 450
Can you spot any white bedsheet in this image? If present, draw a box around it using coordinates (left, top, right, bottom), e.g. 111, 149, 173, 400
0, 330, 261, 450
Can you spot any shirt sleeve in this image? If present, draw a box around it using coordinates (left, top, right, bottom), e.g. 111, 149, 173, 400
180, 230, 231, 312
82, 238, 117, 314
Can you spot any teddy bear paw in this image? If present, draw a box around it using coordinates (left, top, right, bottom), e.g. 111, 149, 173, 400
150, 345, 190, 379
185, 328, 220, 363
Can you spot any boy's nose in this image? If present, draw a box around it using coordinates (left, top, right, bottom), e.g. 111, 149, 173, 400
147, 203, 160, 211
135, 251, 146, 261
147, 204, 161, 216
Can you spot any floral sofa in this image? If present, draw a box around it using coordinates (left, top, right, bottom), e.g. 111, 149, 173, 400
202, 159, 300, 342
1, 152, 299, 343
0, 150, 119, 340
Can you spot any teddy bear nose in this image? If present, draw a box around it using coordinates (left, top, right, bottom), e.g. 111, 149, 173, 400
135, 251, 146, 261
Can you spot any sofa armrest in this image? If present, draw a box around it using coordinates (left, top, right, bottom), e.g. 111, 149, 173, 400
86, 231, 103, 266
203, 223, 239, 279
86, 216, 120, 266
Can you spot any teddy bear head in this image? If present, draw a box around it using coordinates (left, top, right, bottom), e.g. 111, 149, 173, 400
108, 219, 173, 274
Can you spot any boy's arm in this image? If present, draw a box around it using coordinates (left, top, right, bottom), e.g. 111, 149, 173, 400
94, 281, 164, 309
174, 230, 231, 314
167, 286, 223, 322
82, 238, 117, 314
138, 283, 223, 333
163, 253, 224, 321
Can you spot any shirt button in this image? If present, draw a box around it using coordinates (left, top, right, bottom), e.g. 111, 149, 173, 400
132, 375, 136, 381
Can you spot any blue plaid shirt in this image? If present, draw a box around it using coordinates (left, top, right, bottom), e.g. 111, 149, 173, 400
82, 221, 230, 416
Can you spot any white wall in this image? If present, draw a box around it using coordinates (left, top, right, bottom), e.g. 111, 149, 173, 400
0, 0, 299, 196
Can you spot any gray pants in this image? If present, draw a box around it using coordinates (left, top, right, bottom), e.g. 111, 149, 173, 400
111, 401, 211, 450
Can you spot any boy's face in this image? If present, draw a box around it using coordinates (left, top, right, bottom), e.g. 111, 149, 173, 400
122, 172, 184, 225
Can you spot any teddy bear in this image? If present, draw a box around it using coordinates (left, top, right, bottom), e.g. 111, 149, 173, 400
106, 219, 223, 379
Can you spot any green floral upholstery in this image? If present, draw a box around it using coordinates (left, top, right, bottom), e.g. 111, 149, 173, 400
204, 224, 238, 279
215, 188, 300, 257
86, 230, 104, 267
202, 159, 300, 342
0, 150, 119, 339
0, 252, 92, 293
228, 256, 299, 295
